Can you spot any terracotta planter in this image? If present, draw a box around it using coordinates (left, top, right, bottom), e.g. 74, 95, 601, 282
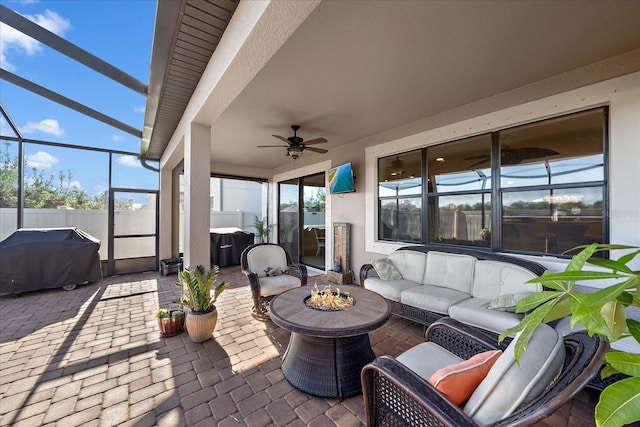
157, 310, 185, 337
185, 307, 218, 342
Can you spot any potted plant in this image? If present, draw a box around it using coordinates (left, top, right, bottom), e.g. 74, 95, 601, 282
173, 264, 228, 342
253, 216, 272, 243
500, 243, 640, 427
154, 308, 185, 337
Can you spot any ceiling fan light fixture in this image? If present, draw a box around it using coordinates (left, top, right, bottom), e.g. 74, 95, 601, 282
287, 146, 303, 159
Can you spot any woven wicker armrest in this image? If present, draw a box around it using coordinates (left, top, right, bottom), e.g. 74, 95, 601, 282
426, 318, 504, 359
362, 355, 477, 427
359, 263, 378, 285
287, 263, 308, 286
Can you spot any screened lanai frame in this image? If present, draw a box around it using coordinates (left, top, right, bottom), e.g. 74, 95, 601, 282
0, 3, 161, 275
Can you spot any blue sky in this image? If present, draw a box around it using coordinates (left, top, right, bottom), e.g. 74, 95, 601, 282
0, 0, 158, 195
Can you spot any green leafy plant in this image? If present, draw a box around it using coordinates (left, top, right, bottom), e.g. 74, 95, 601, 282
253, 216, 272, 243
499, 243, 640, 427
173, 265, 228, 313
154, 308, 184, 318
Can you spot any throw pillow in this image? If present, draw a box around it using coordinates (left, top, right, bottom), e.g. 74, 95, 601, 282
428, 350, 502, 406
488, 293, 532, 312
370, 258, 402, 280
267, 267, 283, 276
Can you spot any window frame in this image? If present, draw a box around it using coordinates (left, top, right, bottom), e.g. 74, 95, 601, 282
375, 106, 609, 257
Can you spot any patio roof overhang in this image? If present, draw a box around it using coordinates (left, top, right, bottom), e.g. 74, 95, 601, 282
141, 0, 239, 160
141, 1, 640, 170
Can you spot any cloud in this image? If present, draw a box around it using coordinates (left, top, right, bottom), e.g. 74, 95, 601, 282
117, 155, 142, 168
68, 180, 82, 189
134, 105, 145, 113
19, 118, 65, 136
112, 135, 122, 142
25, 151, 59, 169
0, 9, 70, 71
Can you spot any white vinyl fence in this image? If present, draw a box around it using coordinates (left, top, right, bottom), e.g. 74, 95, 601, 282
1, 208, 260, 260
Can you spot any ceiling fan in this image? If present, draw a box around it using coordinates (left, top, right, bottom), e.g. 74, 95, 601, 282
257, 125, 328, 159
465, 147, 559, 168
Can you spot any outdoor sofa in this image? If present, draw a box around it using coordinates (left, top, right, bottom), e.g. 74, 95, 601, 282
359, 245, 547, 334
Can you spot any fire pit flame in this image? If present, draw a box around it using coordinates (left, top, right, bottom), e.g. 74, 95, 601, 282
305, 284, 354, 311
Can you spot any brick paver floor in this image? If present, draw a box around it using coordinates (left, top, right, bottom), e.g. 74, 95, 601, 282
0, 266, 599, 426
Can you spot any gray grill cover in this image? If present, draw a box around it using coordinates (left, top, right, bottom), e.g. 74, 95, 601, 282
0, 228, 102, 294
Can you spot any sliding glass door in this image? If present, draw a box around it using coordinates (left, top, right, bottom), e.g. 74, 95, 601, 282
278, 172, 326, 270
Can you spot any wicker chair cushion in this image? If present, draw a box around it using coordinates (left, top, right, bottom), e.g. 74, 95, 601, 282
245, 245, 289, 278
388, 250, 427, 283
464, 323, 564, 425
428, 350, 502, 406
400, 285, 470, 315
448, 297, 524, 334
424, 252, 475, 294
258, 274, 301, 297
370, 258, 403, 280
471, 260, 541, 299
361, 277, 418, 302
396, 341, 463, 380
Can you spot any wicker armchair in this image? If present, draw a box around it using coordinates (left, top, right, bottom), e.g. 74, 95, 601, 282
361, 318, 607, 427
241, 243, 307, 321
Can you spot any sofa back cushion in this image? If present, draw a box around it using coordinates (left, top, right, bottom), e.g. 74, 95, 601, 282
424, 251, 475, 294
472, 260, 541, 300
463, 323, 565, 425
388, 250, 428, 284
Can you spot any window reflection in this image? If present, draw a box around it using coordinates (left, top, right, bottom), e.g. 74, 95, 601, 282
428, 194, 491, 247
428, 134, 492, 193
502, 187, 603, 254
379, 198, 421, 242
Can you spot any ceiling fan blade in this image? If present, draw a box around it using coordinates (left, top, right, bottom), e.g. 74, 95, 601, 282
464, 155, 490, 160
272, 135, 290, 144
302, 137, 328, 145
468, 159, 490, 168
257, 145, 288, 148
305, 146, 328, 154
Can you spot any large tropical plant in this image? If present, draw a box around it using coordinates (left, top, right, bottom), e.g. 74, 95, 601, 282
499, 244, 640, 427
174, 264, 228, 313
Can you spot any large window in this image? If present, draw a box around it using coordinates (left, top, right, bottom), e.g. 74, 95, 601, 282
377, 108, 607, 256
378, 149, 422, 242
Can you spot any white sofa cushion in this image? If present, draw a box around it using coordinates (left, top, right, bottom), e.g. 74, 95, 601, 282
472, 260, 541, 299
364, 277, 418, 302
396, 341, 462, 380
424, 252, 475, 294
400, 286, 470, 315
464, 323, 565, 425
448, 297, 524, 334
388, 250, 428, 284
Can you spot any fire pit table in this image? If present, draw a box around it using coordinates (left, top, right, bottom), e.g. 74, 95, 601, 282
269, 285, 391, 399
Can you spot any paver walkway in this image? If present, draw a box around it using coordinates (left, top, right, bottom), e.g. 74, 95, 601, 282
0, 266, 598, 426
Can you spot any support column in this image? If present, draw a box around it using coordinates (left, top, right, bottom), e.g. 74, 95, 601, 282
183, 123, 211, 269
158, 165, 173, 263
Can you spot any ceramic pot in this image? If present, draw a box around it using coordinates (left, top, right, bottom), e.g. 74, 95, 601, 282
185, 307, 218, 342
157, 310, 185, 337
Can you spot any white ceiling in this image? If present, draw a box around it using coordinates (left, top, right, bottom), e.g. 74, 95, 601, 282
181, 1, 640, 170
